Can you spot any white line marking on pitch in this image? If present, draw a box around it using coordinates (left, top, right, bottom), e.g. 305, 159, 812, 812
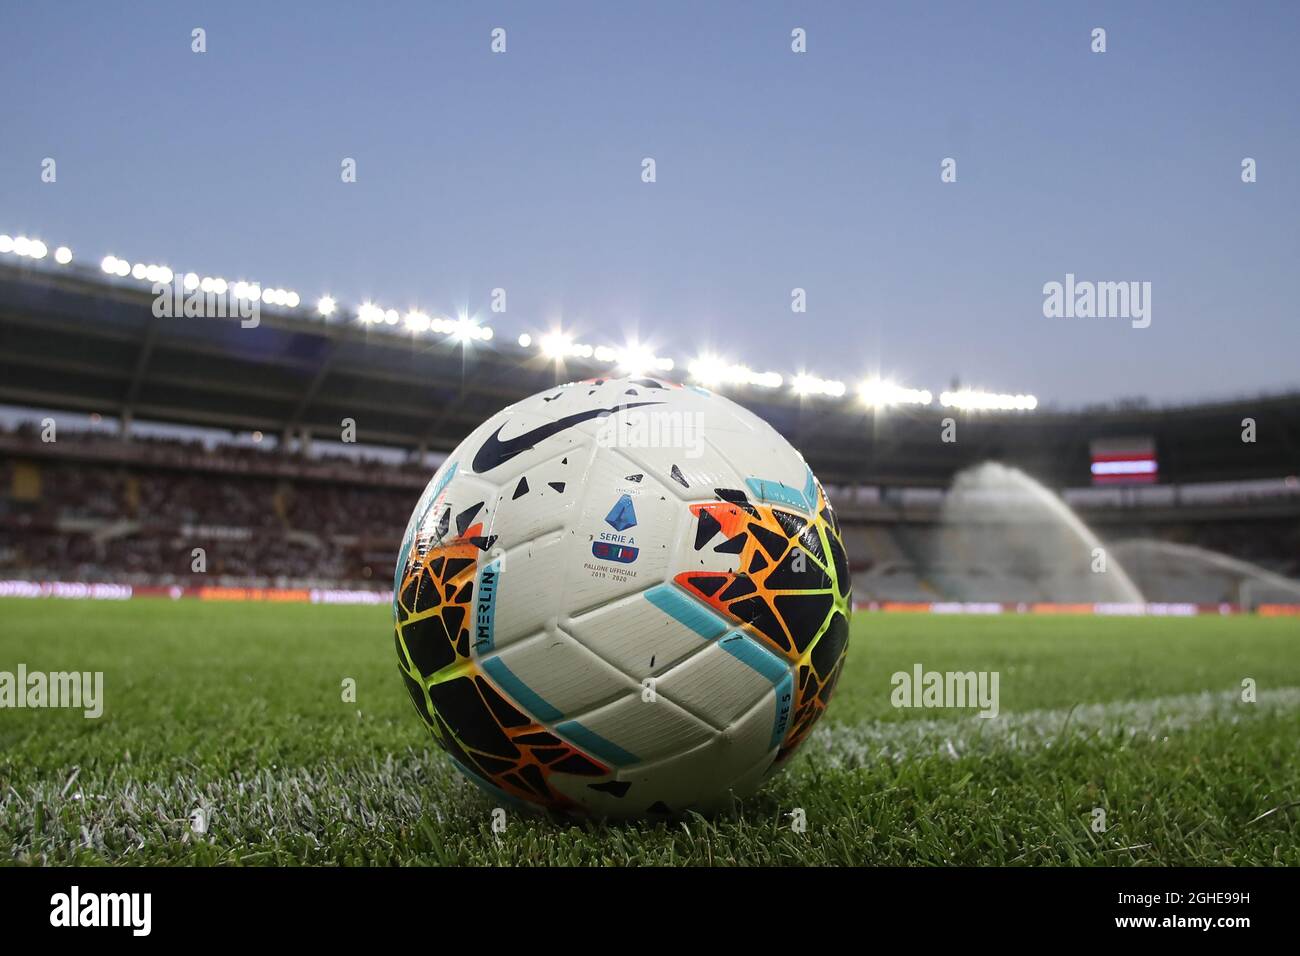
810, 687, 1300, 767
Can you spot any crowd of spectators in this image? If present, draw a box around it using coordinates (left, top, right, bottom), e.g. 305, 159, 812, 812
0, 426, 417, 589
1, 420, 1296, 592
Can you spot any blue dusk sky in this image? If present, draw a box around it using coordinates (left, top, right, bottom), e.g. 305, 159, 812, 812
2, 1, 1297, 406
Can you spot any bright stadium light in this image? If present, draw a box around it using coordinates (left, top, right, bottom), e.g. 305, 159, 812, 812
285, 291, 300, 309
858, 379, 933, 408
13, 236, 31, 256
939, 389, 1039, 411
791, 373, 845, 398
200, 277, 215, 293
0, 235, 12, 254
101, 255, 118, 273
613, 342, 672, 376
405, 310, 431, 332
687, 354, 733, 386
517, 333, 532, 347
688, 354, 781, 389
54, 246, 72, 264
115, 259, 131, 277
157, 265, 172, 283
144, 265, 160, 282
541, 330, 574, 359
132, 262, 147, 280
615, 342, 652, 376
29, 240, 48, 260
184, 272, 199, 290
317, 296, 336, 317
444, 315, 493, 343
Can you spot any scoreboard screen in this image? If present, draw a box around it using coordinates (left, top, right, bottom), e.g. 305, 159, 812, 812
1090, 437, 1157, 485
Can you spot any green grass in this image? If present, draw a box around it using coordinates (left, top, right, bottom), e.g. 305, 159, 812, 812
1, 599, 1298, 865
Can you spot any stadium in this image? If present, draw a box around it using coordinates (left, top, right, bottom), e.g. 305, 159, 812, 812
3, 238, 1298, 866
3, 258, 1297, 609
2, 3, 1298, 885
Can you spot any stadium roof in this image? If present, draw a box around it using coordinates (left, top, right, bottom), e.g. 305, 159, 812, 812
2, 260, 1297, 489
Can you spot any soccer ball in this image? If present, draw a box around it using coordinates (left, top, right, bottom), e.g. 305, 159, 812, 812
393, 375, 851, 816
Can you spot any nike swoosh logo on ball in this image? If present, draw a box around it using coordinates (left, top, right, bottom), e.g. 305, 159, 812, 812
472, 401, 664, 473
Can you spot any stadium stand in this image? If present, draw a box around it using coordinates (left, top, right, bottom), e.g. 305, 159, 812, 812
4, 419, 1297, 603
0, 424, 420, 589
1, 259, 1298, 603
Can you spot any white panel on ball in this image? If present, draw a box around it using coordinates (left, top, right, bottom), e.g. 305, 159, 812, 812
564, 690, 713, 766
652, 638, 775, 729
566, 590, 720, 682
483, 627, 633, 719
